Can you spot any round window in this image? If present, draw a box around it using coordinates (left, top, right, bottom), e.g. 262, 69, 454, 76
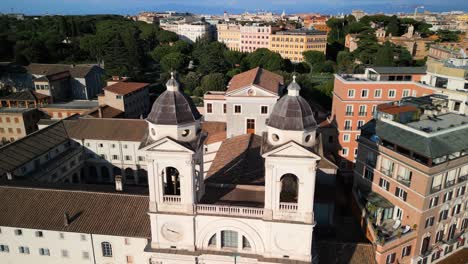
272, 134, 280, 142
305, 134, 311, 143
181, 129, 190, 137
151, 128, 156, 136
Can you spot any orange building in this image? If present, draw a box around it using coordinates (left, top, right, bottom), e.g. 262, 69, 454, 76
322, 67, 435, 178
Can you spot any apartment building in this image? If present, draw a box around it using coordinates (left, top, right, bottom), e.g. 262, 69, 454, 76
0, 90, 51, 108
0, 108, 42, 145
353, 96, 467, 264
98, 82, 150, 118
160, 21, 213, 43
216, 23, 241, 51
324, 67, 434, 174
239, 24, 279, 53
269, 29, 327, 62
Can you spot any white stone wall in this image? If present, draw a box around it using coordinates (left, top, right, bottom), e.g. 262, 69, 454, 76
203, 99, 227, 122
0, 226, 150, 264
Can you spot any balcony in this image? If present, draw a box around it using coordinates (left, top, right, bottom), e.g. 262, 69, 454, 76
458, 175, 467, 183
445, 180, 455, 188
345, 111, 354, 116
358, 111, 367, 116
196, 204, 264, 218
279, 202, 298, 211
162, 195, 181, 203
397, 176, 411, 187
431, 185, 442, 194
380, 168, 393, 177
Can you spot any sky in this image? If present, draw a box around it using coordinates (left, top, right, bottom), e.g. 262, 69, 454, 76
0, 0, 467, 15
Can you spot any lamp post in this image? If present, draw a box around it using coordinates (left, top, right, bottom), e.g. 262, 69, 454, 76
233, 253, 240, 264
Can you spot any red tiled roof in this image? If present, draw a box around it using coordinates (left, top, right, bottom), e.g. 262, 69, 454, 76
87, 105, 124, 118
63, 118, 147, 141
0, 186, 150, 238
227, 67, 284, 95
378, 104, 419, 115
201, 121, 227, 144
104, 82, 149, 95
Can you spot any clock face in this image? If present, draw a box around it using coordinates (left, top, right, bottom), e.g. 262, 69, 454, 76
161, 222, 184, 242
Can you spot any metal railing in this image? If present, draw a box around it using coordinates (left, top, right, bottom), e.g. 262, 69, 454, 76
397, 176, 411, 187
196, 204, 264, 218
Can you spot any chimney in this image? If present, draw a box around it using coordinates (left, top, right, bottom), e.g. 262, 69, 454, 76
115, 175, 123, 191
64, 212, 70, 226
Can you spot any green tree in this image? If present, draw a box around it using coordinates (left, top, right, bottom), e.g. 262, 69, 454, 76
244, 48, 285, 71
103, 33, 131, 76
156, 30, 178, 43
181, 71, 202, 95
303, 50, 326, 72
375, 41, 394, 66
337, 51, 354, 73
199, 73, 226, 94
386, 16, 399, 36
160, 52, 189, 72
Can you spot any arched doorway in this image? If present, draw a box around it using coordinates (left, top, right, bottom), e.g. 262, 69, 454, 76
163, 167, 180, 195
280, 174, 299, 203
88, 166, 98, 181
113, 167, 122, 177
125, 168, 134, 183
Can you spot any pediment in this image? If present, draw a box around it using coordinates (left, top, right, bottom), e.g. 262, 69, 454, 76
263, 142, 321, 160
226, 85, 277, 97
140, 137, 194, 154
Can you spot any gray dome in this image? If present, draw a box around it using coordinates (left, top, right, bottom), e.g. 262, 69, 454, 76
267, 95, 317, 131
147, 91, 201, 125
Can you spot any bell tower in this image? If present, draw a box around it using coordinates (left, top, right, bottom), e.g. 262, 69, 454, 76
142, 73, 205, 251
262, 76, 319, 224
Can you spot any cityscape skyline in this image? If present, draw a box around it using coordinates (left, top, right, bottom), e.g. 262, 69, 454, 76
1, 0, 467, 15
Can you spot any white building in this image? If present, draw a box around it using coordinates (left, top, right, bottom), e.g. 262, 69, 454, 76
161, 21, 213, 43
0, 70, 337, 264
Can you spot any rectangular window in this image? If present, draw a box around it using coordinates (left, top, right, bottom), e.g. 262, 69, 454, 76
435, 230, 444, 242
35, 231, 44, 237
388, 89, 396, 98
397, 166, 412, 186
402, 245, 411, 257
82, 251, 90, 259
261, 105, 268, 115
402, 89, 410, 97
379, 178, 390, 191
348, 89, 355, 98
39, 248, 50, 256
62, 249, 69, 258
345, 105, 353, 116
361, 89, 369, 98
374, 89, 382, 98
364, 167, 374, 181
439, 210, 448, 221
112, 155, 119, 160
425, 217, 435, 228
138, 156, 145, 162
344, 120, 352, 130
125, 155, 132, 161
395, 187, 407, 201
207, 103, 213, 113
80, 234, 87, 241
234, 105, 242, 114
223, 103, 226, 114
429, 196, 439, 208
358, 105, 367, 116
342, 147, 349, 156
343, 134, 350, 142
443, 191, 453, 202
19, 246, 30, 254
386, 252, 396, 264
0, 245, 9, 252
357, 120, 364, 129
14, 229, 22, 236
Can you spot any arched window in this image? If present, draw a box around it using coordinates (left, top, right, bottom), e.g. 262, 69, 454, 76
88, 166, 97, 180
242, 236, 251, 250
221, 230, 238, 248
163, 167, 180, 195
101, 242, 112, 257
101, 167, 110, 181
208, 234, 216, 247
280, 174, 299, 203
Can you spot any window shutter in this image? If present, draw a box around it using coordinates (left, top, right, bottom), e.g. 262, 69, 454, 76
386, 183, 390, 191
403, 191, 407, 201
379, 178, 383, 187
395, 187, 399, 196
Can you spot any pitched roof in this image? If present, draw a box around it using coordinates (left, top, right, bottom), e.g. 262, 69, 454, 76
86, 105, 124, 118
201, 121, 227, 144
27, 63, 98, 78
146, 90, 201, 125
0, 90, 50, 101
63, 118, 147, 142
227, 67, 284, 95
103, 82, 149, 95
207, 134, 264, 185
0, 186, 150, 238
0, 121, 70, 175
316, 242, 376, 264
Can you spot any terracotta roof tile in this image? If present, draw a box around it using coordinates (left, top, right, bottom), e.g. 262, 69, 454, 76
104, 82, 149, 95
227, 67, 284, 95
201, 121, 227, 144
317, 242, 376, 264
27, 63, 98, 78
63, 118, 147, 141
0, 186, 150, 238
207, 134, 264, 185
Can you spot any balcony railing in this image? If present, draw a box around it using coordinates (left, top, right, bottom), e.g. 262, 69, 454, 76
397, 176, 411, 187
358, 111, 367, 116
196, 204, 264, 218
279, 202, 298, 211
162, 195, 181, 203
380, 168, 393, 177
445, 180, 455, 188
345, 111, 354, 116
458, 175, 467, 183
431, 185, 442, 194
